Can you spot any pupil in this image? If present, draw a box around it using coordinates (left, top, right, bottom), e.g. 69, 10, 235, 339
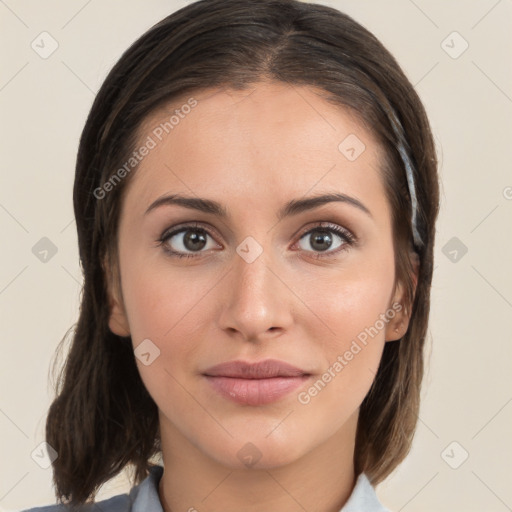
181, 229, 334, 253
184, 230, 207, 251
311, 230, 332, 252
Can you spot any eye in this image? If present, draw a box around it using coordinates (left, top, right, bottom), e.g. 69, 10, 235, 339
157, 223, 220, 259
157, 221, 356, 260
294, 223, 355, 258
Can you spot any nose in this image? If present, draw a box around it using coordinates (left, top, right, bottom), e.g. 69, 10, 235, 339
217, 240, 294, 343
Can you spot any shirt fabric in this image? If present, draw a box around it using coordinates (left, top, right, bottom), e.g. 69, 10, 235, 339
22, 464, 391, 512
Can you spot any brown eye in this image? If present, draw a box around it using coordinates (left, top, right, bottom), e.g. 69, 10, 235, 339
159, 226, 218, 259
296, 223, 355, 258
157, 221, 355, 260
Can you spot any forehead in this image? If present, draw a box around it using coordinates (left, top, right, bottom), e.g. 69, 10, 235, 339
122, 81, 389, 220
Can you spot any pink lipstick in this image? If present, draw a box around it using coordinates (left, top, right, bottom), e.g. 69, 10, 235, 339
202, 359, 311, 406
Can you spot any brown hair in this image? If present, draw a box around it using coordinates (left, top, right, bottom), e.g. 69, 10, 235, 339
46, 0, 440, 506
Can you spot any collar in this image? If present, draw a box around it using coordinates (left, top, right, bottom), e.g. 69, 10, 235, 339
130, 464, 389, 512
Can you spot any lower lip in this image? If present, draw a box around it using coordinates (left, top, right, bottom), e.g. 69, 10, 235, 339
204, 375, 311, 406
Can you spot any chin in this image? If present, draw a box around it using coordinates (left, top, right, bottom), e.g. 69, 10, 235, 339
204, 429, 313, 471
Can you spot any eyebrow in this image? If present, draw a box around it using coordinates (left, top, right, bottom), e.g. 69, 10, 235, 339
144, 192, 373, 220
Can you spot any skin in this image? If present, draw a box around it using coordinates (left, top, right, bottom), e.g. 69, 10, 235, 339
107, 80, 416, 512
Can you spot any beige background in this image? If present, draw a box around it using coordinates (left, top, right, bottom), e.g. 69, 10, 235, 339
1, 1, 511, 511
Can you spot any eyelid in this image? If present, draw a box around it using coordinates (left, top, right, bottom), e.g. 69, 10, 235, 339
158, 222, 223, 250
295, 221, 355, 243
158, 220, 357, 258
160, 221, 221, 241
290, 222, 356, 258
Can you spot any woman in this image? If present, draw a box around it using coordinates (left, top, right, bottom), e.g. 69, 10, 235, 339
23, 0, 440, 510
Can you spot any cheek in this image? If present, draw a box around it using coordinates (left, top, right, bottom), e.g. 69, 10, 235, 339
296, 256, 395, 402
121, 260, 209, 418
120, 252, 213, 340
120, 257, 218, 398
300, 254, 395, 344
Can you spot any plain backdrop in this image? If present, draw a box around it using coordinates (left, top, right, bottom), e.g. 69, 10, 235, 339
1, 1, 511, 511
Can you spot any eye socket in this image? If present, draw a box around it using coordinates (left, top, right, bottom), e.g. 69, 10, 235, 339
158, 224, 219, 259
295, 224, 354, 257
156, 221, 356, 260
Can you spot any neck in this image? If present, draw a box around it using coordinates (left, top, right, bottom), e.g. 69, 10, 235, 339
158, 413, 358, 512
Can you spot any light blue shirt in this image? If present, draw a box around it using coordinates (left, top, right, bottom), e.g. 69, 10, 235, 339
21, 464, 391, 511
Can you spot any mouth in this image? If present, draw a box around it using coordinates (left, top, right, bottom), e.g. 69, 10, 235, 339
203, 358, 310, 379
202, 359, 312, 406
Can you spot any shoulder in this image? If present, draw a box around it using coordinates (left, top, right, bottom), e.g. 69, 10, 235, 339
20, 494, 131, 512
20, 465, 164, 512
342, 472, 392, 512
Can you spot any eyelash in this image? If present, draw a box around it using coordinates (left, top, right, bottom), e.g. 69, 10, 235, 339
156, 222, 356, 260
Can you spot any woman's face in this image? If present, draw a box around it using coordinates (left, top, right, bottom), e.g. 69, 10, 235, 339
108, 81, 411, 470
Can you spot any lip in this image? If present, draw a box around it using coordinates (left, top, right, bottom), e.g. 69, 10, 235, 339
202, 359, 312, 406
203, 359, 309, 379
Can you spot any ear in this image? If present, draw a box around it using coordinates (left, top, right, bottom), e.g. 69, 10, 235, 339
103, 254, 131, 338
385, 251, 420, 342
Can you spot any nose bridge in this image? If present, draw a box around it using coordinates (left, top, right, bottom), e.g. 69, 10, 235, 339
218, 232, 292, 338
233, 233, 279, 308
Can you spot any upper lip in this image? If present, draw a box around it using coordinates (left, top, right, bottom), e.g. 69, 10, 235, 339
203, 359, 310, 379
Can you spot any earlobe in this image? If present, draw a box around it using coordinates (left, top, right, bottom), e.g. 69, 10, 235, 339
108, 298, 131, 337
384, 302, 409, 342
385, 251, 420, 342
384, 300, 409, 342
103, 255, 131, 338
